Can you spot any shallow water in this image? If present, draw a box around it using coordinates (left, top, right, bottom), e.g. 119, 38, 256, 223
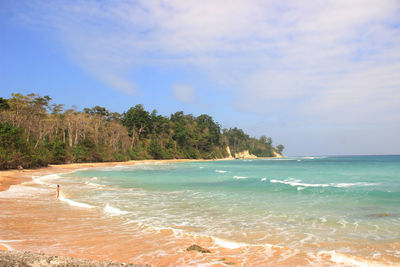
1, 156, 400, 266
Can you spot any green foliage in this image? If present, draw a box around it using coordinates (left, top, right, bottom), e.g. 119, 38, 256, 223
0, 93, 284, 169
0, 123, 51, 169
0, 97, 10, 110
276, 144, 285, 154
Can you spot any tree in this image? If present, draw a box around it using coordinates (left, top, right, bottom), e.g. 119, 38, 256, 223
276, 144, 284, 154
0, 92, 285, 169
122, 104, 151, 147
0, 98, 9, 110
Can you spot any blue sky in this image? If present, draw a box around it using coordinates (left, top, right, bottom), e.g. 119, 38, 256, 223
1, 0, 399, 156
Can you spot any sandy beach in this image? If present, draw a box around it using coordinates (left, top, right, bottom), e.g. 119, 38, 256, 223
1, 159, 273, 266
0, 159, 310, 266
0, 159, 209, 191
0, 159, 394, 266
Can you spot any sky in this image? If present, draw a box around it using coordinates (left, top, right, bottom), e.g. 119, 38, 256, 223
1, 0, 399, 156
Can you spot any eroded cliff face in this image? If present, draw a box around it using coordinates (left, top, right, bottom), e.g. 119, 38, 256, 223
225, 147, 282, 159
225, 146, 233, 159
234, 150, 257, 159
272, 150, 283, 158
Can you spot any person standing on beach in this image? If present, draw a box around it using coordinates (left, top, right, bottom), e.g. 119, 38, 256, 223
56, 184, 60, 199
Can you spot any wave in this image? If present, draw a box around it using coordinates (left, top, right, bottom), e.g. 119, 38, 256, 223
261, 178, 267, 181
33, 174, 61, 185
212, 237, 250, 249
59, 194, 94, 209
84, 182, 106, 188
0, 185, 50, 198
211, 236, 283, 250
301, 156, 327, 160
333, 182, 378, 188
318, 250, 390, 267
233, 176, 248, 179
104, 204, 129, 216
215, 170, 227, 173
270, 178, 329, 188
270, 178, 378, 188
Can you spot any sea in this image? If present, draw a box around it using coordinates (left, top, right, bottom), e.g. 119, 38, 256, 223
1, 155, 399, 266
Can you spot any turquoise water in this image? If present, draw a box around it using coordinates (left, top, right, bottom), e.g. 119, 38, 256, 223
55, 156, 400, 261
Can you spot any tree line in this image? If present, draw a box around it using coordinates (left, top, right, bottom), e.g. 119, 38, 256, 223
0, 93, 284, 169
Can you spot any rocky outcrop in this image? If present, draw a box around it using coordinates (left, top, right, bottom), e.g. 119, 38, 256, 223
186, 244, 211, 253
225, 147, 282, 159
234, 150, 257, 159
225, 146, 233, 159
0, 250, 149, 267
272, 150, 283, 158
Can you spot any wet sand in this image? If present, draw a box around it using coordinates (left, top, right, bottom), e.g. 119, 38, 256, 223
0, 159, 211, 191
0, 160, 392, 266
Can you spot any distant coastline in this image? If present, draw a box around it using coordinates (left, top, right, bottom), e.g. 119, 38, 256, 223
0, 93, 284, 170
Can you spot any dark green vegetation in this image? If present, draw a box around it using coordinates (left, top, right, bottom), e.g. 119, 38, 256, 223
0, 93, 283, 169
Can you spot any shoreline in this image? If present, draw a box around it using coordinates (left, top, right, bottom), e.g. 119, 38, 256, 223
2, 156, 391, 266
0, 156, 307, 267
0, 158, 218, 193
0, 155, 284, 193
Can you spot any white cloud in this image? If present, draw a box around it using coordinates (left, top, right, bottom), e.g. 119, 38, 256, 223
172, 84, 195, 103
16, 0, 400, 125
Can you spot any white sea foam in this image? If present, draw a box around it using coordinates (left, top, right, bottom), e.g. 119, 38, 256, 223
233, 176, 248, 179
270, 179, 330, 187
270, 178, 378, 188
297, 187, 305, 191
33, 174, 61, 185
0, 185, 49, 198
212, 237, 281, 250
338, 219, 348, 228
84, 182, 105, 187
215, 170, 227, 173
59, 194, 94, 209
261, 178, 267, 181
318, 250, 389, 267
104, 204, 129, 216
333, 182, 377, 188
213, 237, 250, 249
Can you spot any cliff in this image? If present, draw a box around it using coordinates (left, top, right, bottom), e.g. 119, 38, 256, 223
234, 150, 257, 159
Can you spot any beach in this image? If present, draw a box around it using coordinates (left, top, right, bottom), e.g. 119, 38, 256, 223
0, 157, 399, 266
0, 159, 270, 266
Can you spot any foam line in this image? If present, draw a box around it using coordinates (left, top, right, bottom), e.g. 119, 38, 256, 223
104, 204, 129, 216
319, 251, 391, 267
59, 194, 94, 209
233, 176, 248, 179
270, 179, 378, 188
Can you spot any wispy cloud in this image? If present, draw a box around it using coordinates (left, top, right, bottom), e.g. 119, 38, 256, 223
14, 0, 400, 126
172, 84, 195, 103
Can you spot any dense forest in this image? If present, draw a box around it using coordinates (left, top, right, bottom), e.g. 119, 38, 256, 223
0, 93, 284, 169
